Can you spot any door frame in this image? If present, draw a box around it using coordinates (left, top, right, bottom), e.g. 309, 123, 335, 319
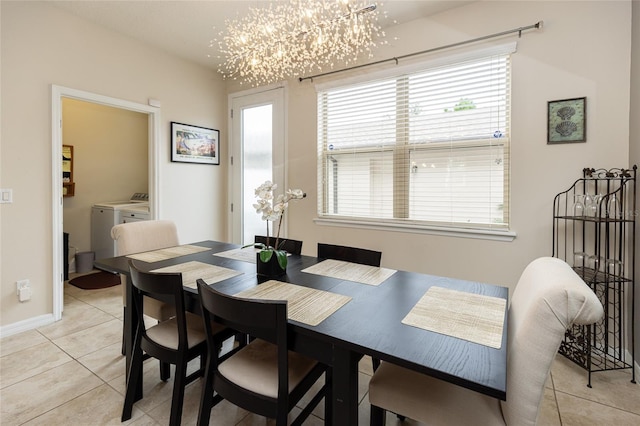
51, 85, 160, 320
227, 83, 288, 244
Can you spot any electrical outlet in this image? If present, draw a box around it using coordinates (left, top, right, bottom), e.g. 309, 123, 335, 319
16, 279, 31, 302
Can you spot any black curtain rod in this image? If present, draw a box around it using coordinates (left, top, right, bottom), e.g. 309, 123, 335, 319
299, 20, 543, 83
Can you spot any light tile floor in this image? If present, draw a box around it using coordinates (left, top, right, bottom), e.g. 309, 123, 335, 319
1, 271, 638, 425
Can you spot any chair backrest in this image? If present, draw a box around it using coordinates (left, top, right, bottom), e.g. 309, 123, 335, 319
501, 257, 604, 425
317, 243, 381, 267
129, 261, 189, 351
197, 280, 289, 395
197, 279, 287, 347
111, 220, 179, 256
255, 235, 303, 255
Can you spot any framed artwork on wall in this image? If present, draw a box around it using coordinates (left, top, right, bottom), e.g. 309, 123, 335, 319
171, 122, 220, 165
547, 97, 586, 144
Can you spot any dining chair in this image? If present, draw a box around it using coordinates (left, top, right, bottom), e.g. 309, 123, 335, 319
196, 279, 330, 426
317, 242, 381, 267
368, 256, 605, 426
121, 261, 214, 425
255, 235, 303, 255
111, 219, 179, 367
318, 242, 383, 371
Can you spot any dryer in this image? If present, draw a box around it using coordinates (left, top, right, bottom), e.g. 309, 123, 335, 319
91, 193, 149, 260
119, 204, 150, 224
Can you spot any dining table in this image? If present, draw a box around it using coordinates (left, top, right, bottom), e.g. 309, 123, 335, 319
94, 240, 508, 425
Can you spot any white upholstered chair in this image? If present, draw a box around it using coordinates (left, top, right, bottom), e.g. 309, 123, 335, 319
111, 220, 181, 363
368, 256, 604, 426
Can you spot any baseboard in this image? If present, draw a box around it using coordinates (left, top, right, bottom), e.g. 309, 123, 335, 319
0, 314, 55, 339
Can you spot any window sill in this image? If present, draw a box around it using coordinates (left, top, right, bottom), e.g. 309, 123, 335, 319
313, 217, 517, 242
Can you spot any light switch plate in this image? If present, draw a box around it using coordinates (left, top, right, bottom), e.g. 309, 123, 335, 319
0, 189, 12, 203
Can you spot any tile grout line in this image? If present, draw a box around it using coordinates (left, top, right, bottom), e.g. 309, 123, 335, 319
553, 389, 640, 419
549, 371, 564, 425
31, 320, 154, 425
10, 359, 104, 426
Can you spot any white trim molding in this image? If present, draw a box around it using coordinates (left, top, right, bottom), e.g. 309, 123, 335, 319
0, 314, 55, 339
314, 217, 517, 242
51, 85, 160, 324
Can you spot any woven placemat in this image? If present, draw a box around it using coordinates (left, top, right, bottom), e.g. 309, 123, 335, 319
402, 286, 506, 349
301, 259, 396, 286
235, 280, 351, 326
151, 261, 243, 289
127, 245, 211, 263
213, 247, 260, 263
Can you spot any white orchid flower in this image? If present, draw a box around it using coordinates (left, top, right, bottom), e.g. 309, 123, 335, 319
286, 188, 306, 199
252, 180, 306, 255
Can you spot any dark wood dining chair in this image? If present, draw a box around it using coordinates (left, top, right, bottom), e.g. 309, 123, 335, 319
368, 257, 604, 426
196, 279, 330, 426
255, 235, 303, 255
121, 261, 233, 426
317, 242, 381, 267
317, 242, 383, 370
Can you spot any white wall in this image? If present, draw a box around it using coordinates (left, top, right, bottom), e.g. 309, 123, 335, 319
0, 1, 228, 329
228, 1, 633, 289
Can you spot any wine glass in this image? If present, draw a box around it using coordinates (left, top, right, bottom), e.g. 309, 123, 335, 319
572, 194, 585, 217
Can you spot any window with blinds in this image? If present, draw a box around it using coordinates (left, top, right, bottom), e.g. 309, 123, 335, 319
317, 46, 512, 231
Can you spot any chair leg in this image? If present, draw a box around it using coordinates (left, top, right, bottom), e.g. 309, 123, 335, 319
121, 329, 143, 422
324, 367, 333, 426
234, 332, 247, 348
169, 360, 187, 426
276, 410, 288, 426
121, 307, 126, 356
372, 357, 381, 371
197, 356, 215, 426
160, 361, 171, 381
199, 348, 207, 375
370, 404, 386, 426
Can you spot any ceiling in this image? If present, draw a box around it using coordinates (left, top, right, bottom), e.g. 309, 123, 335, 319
50, 1, 470, 72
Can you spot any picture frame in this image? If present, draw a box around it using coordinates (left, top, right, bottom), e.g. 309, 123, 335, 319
547, 97, 586, 144
171, 122, 220, 165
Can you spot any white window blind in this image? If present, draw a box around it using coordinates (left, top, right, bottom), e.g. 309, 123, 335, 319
317, 48, 512, 231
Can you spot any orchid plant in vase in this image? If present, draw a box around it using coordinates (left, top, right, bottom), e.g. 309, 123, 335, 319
252, 180, 306, 271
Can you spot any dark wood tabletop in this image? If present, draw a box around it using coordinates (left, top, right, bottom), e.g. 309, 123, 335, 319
95, 240, 508, 425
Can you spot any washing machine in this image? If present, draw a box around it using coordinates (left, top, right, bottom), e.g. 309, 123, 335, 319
91, 193, 149, 260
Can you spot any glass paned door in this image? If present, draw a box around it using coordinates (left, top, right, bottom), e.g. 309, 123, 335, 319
230, 87, 285, 245
242, 104, 273, 244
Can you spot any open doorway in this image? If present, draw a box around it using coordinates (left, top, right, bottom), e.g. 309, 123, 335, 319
62, 98, 149, 276
51, 86, 160, 321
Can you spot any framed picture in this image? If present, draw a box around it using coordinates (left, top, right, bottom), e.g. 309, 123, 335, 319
171, 122, 220, 165
547, 97, 586, 144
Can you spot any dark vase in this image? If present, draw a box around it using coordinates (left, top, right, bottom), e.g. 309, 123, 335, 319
256, 251, 286, 278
